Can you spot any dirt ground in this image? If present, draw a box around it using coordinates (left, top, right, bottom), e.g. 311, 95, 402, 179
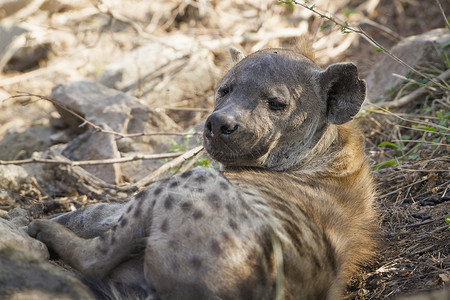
0, 0, 449, 299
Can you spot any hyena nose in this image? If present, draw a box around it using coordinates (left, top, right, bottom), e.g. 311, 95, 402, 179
205, 112, 239, 139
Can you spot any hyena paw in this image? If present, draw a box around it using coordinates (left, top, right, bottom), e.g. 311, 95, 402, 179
28, 219, 59, 244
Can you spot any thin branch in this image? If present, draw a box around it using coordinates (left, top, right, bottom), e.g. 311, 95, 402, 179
435, 0, 450, 30
287, 1, 449, 93
405, 218, 438, 228
376, 69, 450, 109
179, 148, 207, 173
391, 139, 449, 147
0, 152, 184, 166
366, 103, 450, 132
9, 92, 202, 137
132, 145, 205, 189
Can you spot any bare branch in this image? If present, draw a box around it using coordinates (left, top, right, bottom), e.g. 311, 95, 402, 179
375, 69, 450, 109
9, 92, 203, 137
0, 152, 184, 166
435, 0, 450, 30
288, 1, 450, 94
132, 145, 205, 189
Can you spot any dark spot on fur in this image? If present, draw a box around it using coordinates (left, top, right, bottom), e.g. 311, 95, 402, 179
238, 282, 254, 299
118, 215, 123, 222
207, 193, 221, 210
211, 239, 222, 255
229, 219, 238, 231
180, 201, 192, 211
136, 198, 145, 208
135, 189, 149, 201
98, 246, 108, 254
164, 196, 174, 210
185, 229, 192, 238
168, 239, 179, 251
99, 233, 107, 241
180, 170, 193, 178
221, 231, 231, 243
153, 187, 163, 196
239, 195, 251, 211
197, 188, 204, 193
120, 218, 128, 227
171, 261, 180, 272
193, 210, 203, 220
191, 256, 202, 269
161, 219, 169, 233
219, 181, 230, 190
323, 233, 338, 274
194, 174, 207, 183
127, 206, 132, 213
110, 236, 116, 245
225, 204, 236, 216
112, 225, 118, 232
55, 209, 83, 226
169, 181, 179, 188
134, 208, 142, 218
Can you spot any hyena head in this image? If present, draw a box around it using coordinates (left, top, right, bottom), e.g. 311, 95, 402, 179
203, 48, 366, 170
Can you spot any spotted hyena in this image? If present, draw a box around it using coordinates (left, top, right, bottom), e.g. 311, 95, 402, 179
29, 48, 377, 299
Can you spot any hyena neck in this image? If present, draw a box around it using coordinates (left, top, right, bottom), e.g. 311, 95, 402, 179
223, 122, 364, 176
290, 121, 365, 176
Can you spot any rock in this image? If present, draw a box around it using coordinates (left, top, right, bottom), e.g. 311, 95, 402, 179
0, 125, 54, 160
0, 218, 94, 299
62, 124, 122, 185
4, 207, 30, 227
99, 34, 219, 107
50, 80, 182, 153
0, 217, 47, 260
0, 24, 27, 71
0, 22, 50, 72
366, 28, 450, 102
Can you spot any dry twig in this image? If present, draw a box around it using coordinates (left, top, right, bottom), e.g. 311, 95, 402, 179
10, 92, 202, 137
132, 145, 205, 190
376, 69, 450, 109
0, 152, 184, 166
287, 0, 450, 94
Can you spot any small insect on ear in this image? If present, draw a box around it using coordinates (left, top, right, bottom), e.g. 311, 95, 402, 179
229, 46, 245, 65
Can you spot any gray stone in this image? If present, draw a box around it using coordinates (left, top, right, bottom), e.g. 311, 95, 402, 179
0, 125, 53, 161
0, 24, 27, 71
0, 218, 94, 299
62, 124, 122, 185
366, 28, 450, 102
99, 34, 219, 107
51, 80, 181, 153
0, 218, 48, 260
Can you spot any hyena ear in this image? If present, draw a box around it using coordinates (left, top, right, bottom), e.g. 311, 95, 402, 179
318, 63, 366, 125
229, 46, 245, 65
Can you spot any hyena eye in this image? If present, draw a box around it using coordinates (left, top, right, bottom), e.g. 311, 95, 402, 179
268, 98, 287, 111
217, 87, 230, 98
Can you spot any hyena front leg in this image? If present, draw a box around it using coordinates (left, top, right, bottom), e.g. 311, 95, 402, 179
28, 189, 153, 278
49, 202, 128, 238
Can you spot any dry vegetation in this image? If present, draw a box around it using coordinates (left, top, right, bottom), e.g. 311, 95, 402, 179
0, 0, 449, 299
